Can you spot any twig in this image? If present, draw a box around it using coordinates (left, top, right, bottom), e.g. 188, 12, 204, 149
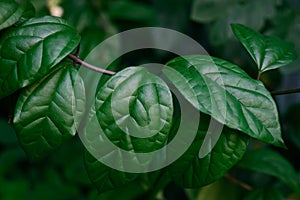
67, 54, 116, 75
271, 88, 300, 95
224, 173, 253, 191
257, 72, 261, 80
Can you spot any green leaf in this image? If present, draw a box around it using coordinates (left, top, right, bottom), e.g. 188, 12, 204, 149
168, 113, 249, 188
13, 62, 85, 160
231, 23, 297, 73
18, 1, 36, 24
164, 55, 284, 147
238, 149, 300, 192
84, 151, 139, 193
0, 16, 81, 99
243, 188, 283, 200
191, 0, 234, 23
202, 0, 277, 45
0, 0, 23, 31
108, 0, 156, 24
96, 66, 173, 153
82, 66, 173, 192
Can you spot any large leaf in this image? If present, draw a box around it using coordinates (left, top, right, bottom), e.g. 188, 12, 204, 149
13, 62, 85, 160
238, 149, 300, 192
96, 66, 173, 153
164, 55, 284, 148
231, 24, 297, 73
168, 113, 249, 188
0, 16, 81, 99
82, 66, 173, 192
0, 0, 23, 31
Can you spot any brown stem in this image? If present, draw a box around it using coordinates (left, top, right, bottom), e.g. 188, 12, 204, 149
67, 54, 116, 75
271, 88, 300, 95
224, 173, 253, 191
257, 72, 262, 80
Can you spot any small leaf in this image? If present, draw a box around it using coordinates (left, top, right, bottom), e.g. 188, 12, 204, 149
231, 23, 297, 73
0, 16, 81, 99
238, 149, 300, 192
18, 1, 36, 24
168, 113, 249, 188
13, 62, 85, 160
0, 0, 23, 31
164, 55, 285, 148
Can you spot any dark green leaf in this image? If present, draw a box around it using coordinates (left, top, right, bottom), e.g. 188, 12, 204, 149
231, 24, 297, 73
243, 188, 283, 200
164, 55, 284, 147
168, 113, 249, 188
82, 67, 173, 192
0, 16, 81, 99
84, 151, 139, 193
108, 1, 156, 24
0, 0, 23, 31
238, 149, 300, 192
18, 1, 36, 24
13, 62, 85, 160
96, 66, 173, 153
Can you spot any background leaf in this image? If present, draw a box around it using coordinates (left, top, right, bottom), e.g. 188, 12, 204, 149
13, 62, 85, 160
243, 188, 283, 200
191, 0, 277, 45
238, 149, 300, 192
231, 24, 297, 73
0, 16, 80, 99
164, 55, 284, 148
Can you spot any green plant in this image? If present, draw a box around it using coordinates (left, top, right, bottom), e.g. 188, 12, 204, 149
0, 1, 300, 199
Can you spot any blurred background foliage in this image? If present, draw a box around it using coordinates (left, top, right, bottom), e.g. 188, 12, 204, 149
1, 0, 300, 199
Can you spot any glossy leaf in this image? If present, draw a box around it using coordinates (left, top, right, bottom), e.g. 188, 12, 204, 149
13, 62, 85, 160
164, 55, 284, 148
231, 24, 297, 73
0, 16, 81, 99
96, 66, 173, 153
168, 113, 249, 188
0, 0, 23, 31
83, 67, 173, 192
238, 149, 300, 192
